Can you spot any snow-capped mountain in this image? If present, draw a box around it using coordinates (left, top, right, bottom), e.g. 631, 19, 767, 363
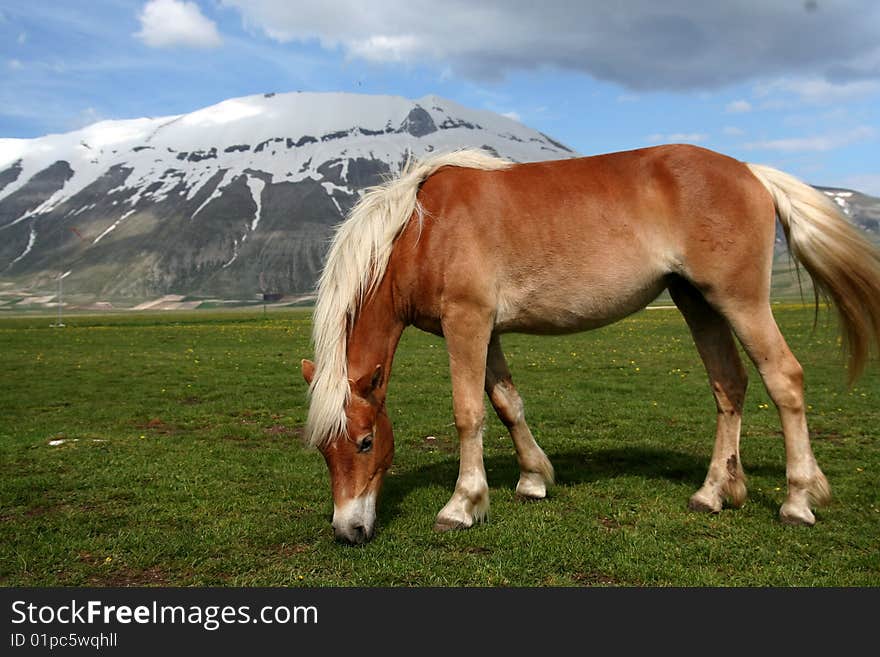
816, 187, 880, 233
0, 92, 577, 300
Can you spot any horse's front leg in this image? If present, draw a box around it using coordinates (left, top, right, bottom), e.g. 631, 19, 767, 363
434, 307, 493, 532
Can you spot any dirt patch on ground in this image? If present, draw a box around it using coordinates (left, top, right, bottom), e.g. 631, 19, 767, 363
1, 506, 48, 522
86, 566, 172, 587
572, 571, 625, 586
136, 418, 178, 435
24, 505, 56, 518
418, 434, 458, 454
264, 424, 300, 437
218, 434, 263, 448
77, 553, 175, 586
275, 543, 312, 558
274, 425, 308, 445
2, 501, 79, 522
813, 430, 846, 443
597, 516, 623, 531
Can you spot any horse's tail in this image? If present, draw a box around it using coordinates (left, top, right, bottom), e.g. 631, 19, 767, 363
747, 163, 880, 382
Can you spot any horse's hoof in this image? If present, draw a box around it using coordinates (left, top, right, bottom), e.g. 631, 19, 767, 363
688, 492, 722, 513
515, 475, 547, 500
433, 517, 468, 532
779, 503, 815, 526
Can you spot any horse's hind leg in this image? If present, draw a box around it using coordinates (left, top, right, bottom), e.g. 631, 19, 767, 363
485, 335, 554, 499
723, 302, 831, 525
670, 280, 749, 512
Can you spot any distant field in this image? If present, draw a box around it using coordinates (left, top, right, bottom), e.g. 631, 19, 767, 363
0, 251, 824, 313
1, 305, 877, 586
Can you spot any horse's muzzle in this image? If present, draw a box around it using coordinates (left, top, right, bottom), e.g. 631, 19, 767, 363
332, 493, 377, 545
333, 523, 375, 545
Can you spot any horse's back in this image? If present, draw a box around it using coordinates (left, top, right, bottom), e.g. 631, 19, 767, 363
395, 144, 773, 333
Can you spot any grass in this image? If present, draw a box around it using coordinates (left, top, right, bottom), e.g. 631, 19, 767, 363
0, 304, 878, 587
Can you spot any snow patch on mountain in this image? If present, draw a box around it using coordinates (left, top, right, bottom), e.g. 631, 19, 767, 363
246, 176, 265, 231
823, 189, 853, 216
93, 209, 136, 245
9, 225, 36, 266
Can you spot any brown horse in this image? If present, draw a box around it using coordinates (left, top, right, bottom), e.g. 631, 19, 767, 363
300, 144, 880, 544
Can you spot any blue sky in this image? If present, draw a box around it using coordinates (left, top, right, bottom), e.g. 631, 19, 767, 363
2, 0, 879, 193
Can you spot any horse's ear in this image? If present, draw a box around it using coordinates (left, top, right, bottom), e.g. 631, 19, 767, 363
355, 364, 383, 397
301, 359, 316, 385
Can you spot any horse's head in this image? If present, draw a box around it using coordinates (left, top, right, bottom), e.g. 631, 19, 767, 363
301, 359, 394, 544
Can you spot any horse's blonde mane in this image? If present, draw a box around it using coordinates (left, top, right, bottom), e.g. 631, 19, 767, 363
306, 149, 512, 447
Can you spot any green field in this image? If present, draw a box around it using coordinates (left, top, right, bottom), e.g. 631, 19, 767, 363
1, 305, 878, 586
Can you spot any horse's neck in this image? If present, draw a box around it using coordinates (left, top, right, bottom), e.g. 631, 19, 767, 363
346, 282, 405, 385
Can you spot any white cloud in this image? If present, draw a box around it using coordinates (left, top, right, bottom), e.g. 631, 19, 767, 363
756, 77, 880, 105
8, 59, 23, 70
135, 0, 222, 49
348, 35, 419, 63
725, 99, 751, 113
17, 32, 27, 44
648, 132, 708, 144
501, 111, 521, 122
744, 126, 876, 152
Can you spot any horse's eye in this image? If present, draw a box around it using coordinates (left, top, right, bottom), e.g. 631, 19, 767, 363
358, 435, 373, 453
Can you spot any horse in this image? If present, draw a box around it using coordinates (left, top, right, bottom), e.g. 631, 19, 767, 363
300, 144, 880, 544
